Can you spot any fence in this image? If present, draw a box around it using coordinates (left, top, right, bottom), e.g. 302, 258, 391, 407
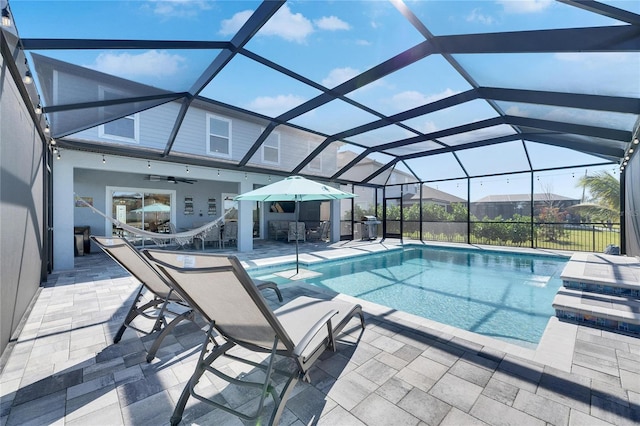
400, 221, 619, 252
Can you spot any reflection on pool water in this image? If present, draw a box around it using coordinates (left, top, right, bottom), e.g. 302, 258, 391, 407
250, 246, 568, 349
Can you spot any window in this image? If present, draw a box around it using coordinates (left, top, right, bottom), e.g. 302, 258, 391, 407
98, 88, 139, 142
308, 141, 322, 171
207, 114, 231, 158
262, 131, 280, 164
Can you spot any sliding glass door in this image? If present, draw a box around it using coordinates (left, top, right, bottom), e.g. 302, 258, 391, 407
108, 187, 175, 246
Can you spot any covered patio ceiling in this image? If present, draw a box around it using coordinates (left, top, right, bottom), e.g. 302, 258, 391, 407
4, 0, 640, 186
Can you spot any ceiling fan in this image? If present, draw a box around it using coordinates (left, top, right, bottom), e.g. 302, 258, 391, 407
146, 175, 198, 184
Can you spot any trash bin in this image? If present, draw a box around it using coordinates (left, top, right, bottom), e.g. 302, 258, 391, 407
360, 216, 381, 240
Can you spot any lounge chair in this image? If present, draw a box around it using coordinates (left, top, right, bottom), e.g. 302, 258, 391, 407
142, 249, 365, 426
307, 220, 330, 241
91, 236, 282, 363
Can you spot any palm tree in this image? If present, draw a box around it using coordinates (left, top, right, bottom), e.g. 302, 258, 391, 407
572, 171, 620, 223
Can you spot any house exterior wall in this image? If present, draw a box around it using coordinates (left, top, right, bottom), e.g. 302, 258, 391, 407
54, 150, 279, 269
69, 100, 339, 177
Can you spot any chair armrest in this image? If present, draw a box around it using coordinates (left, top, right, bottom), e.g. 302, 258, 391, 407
254, 279, 283, 302
293, 309, 339, 358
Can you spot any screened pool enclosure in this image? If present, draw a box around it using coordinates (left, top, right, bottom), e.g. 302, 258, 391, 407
3, 0, 639, 254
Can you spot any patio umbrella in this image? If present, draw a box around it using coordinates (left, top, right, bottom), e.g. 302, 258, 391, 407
131, 202, 171, 224
235, 176, 356, 273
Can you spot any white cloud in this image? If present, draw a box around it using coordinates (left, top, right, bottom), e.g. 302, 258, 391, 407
219, 10, 253, 36
146, 0, 211, 18
466, 8, 496, 25
496, 0, 553, 14
220, 5, 352, 43
555, 52, 633, 66
88, 50, 186, 78
247, 94, 306, 117
390, 88, 459, 110
314, 15, 350, 31
356, 39, 372, 46
322, 67, 360, 88
260, 4, 314, 43
416, 120, 439, 134
221, 4, 314, 43
505, 106, 528, 116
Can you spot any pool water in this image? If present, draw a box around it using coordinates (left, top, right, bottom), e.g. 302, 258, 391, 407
250, 246, 568, 348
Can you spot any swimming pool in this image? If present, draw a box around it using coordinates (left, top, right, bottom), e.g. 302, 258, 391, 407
249, 246, 568, 348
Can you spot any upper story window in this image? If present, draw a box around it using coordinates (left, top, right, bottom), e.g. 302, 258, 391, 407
98, 88, 139, 143
207, 114, 232, 158
307, 141, 321, 171
262, 131, 280, 165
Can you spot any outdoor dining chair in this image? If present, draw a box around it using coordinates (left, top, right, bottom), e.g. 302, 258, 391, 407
142, 249, 365, 426
92, 236, 282, 362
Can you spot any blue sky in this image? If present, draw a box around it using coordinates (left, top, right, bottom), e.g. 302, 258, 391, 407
8, 0, 637, 199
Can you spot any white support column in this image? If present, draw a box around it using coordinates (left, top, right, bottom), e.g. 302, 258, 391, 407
53, 156, 75, 270
329, 199, 342, 242
236, 180, 254, 252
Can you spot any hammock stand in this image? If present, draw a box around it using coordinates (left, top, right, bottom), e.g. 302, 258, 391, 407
74, 195, 232, 248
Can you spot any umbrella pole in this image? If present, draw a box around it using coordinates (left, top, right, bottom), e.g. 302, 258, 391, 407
295, 199, 299, 274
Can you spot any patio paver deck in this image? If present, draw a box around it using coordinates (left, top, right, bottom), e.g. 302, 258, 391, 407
1, 240, 639, 425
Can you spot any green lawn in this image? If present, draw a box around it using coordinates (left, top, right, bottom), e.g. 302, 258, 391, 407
412, 228, 620, 253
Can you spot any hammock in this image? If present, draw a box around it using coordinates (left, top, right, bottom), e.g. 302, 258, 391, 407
74, 194, 231, 247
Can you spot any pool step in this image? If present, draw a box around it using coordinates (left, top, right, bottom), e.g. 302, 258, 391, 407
553, 253, 640, 335
553, 287, 640, 334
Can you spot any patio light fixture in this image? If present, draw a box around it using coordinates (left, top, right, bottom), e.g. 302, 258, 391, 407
147, 161, 151, 169
634, 138, 639, 145
1, 7, 10, 27
35, 103, 42, 114
186, 165, 189, 173
44, 124, 50, 134
50, 138, 56, 145
102, 155, 106, 164
23, 69, 33, 84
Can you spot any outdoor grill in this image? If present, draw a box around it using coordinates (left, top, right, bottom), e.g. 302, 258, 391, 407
360, 215, 381, 240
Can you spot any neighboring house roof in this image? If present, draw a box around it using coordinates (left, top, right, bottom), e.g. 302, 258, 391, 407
409, 185, 467, 204
473, 193, 580, 203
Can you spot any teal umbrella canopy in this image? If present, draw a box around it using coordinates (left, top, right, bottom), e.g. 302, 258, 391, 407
234, 176, 356, 202
131, 203, 171, 213
236, 176, 356, 274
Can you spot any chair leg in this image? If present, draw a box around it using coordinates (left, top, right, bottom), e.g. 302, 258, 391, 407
269, 373, 300, 426
146, 310, 195, 362
114, 286, 144, 343
171, 335, 235, 425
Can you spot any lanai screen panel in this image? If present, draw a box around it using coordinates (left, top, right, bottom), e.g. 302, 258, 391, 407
289, 98, 381, 135
400, 99, 501, 136
346, 124, 416, 148
243, 1, 425, 88
456, 52, 640, 98
200, 55, 323, 118
496, 102, 638, 133
381, 141, 444, 157
403, 0, 621, 35
525, 142, 619, 171
437, 124, 518, 148
456, 141, 530, 177
404, 154, 467, 182
345, 55, 475, 117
